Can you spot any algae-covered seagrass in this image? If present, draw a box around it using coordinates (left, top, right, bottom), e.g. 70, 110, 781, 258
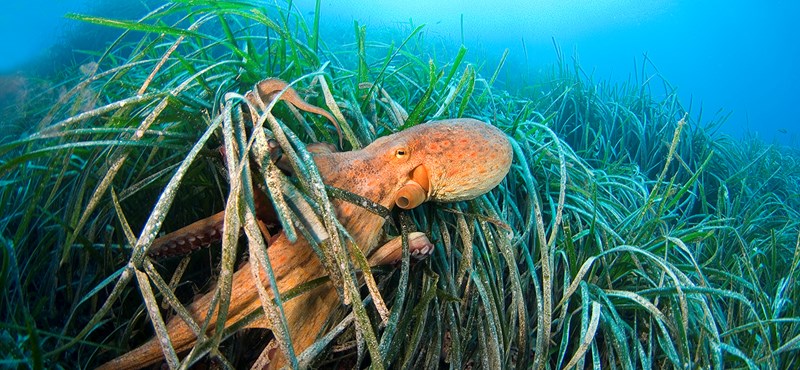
0, 0, 799, 369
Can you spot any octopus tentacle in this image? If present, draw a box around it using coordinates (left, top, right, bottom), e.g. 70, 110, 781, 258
246, 78, 344, 148
99, 232, 433, 370
231, 232, 436, 368
147, 184, 277, 259
147, 211, 227, 258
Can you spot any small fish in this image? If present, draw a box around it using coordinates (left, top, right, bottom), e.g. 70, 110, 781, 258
778, 128, 788, 134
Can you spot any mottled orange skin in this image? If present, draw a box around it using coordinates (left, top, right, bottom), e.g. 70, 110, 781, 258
98, 118, 512, 370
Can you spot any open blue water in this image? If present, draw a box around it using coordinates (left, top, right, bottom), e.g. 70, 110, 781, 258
1, 0, 797, 147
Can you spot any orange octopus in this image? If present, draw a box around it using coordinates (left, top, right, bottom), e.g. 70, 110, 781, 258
98, 79, 513, 369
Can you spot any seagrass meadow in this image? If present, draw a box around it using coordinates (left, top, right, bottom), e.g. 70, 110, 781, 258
2, 1, 800, 369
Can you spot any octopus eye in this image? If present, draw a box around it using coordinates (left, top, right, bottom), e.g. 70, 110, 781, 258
395, 147, 410, 159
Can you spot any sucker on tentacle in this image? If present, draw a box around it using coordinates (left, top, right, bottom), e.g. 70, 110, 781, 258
146, 180, 277, 258
147, 211, 225, 258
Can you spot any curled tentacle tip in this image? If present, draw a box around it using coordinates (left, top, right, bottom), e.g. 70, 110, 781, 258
408, 232, 434, 260
395, 181, 427, 209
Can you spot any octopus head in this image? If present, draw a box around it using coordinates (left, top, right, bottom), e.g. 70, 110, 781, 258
372, 118, 513, 209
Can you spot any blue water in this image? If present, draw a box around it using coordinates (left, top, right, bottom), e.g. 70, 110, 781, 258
2, 0, 798, 147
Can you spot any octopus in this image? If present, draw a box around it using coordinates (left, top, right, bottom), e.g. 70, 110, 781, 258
98, 80, 513, 369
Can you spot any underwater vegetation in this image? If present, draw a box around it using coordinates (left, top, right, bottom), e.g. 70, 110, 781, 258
1, 0, 800, 368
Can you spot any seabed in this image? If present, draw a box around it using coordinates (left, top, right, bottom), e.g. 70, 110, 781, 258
1, 1, 799, 368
